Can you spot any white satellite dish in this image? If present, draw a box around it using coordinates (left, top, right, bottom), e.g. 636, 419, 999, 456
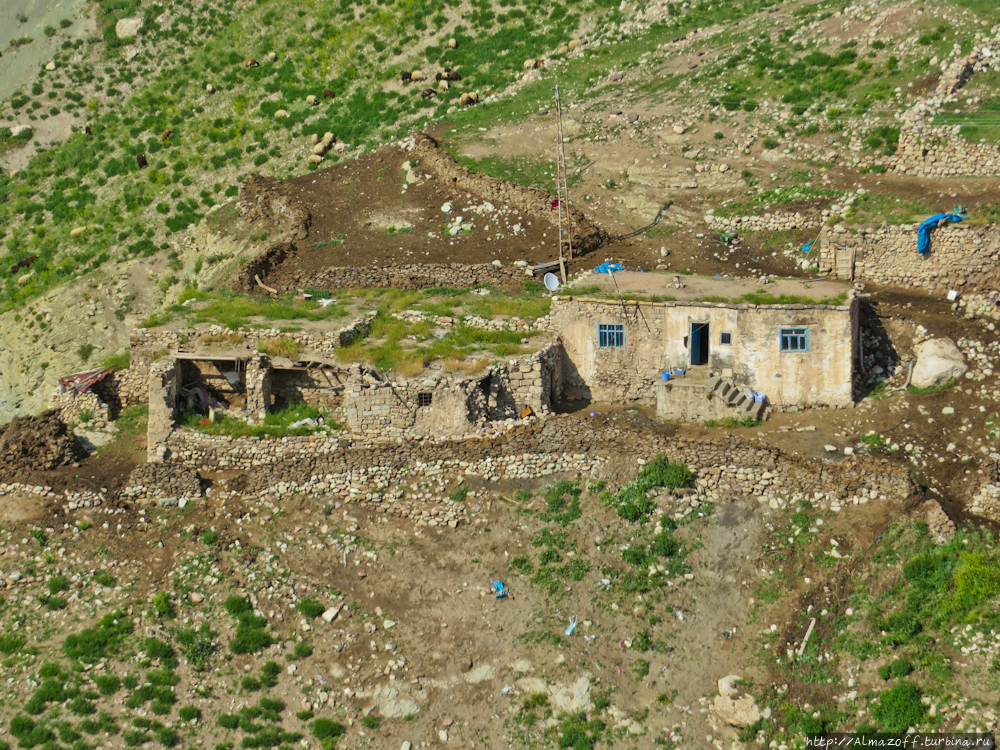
543, 272, 561, 292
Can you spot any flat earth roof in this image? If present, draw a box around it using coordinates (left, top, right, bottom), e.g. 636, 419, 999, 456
573, 271, 851, 303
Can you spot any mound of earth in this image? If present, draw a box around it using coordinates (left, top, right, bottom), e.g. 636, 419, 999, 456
235, 132, 607, 291
0, 410, 85, 477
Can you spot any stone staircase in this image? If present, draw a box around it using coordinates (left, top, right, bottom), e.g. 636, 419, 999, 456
656, 367, 768, 423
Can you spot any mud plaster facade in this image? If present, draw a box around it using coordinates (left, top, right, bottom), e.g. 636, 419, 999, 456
818, 223, 1000, 294
548, 296, 857, 408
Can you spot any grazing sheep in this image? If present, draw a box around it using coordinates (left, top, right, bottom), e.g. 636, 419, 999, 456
245, 58, 259, 68
458, 91, 480, 107
16, 270, 34, 287
307, 155, 324, 165
206, 83, 215, 94
447, 38, 457, 49
322, 132, 335, 146
435, 68, 461, 81
310, 133, 320, 145
420, 88, 435, 99
312, 143, 327, 156
568, 38, 584, 50
160, 129, 172, 141
410, 69, 427, 82
274, 109, 289, 118
135, 154, 148, 168
400, 71, 412, 83
306, 94, 318, 105
69, 227, 88, 238
266, 51, 277, 62
9, 256, 38, 275
323, 89, 334, 99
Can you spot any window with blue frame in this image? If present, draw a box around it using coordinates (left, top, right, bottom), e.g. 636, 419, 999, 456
780, 327, 808, 352
598, 323, 625, 348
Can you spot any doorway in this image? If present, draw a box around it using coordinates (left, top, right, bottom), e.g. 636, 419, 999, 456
690, 322, 710, 366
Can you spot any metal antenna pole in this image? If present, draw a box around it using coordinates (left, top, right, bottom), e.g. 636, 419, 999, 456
554, 86, 573, 284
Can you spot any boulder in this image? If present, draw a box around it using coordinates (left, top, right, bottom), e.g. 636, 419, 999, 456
713, 695, 762, 728
115, 16, 143, 40
912, 338, 966, 388
717, 674, 741, 697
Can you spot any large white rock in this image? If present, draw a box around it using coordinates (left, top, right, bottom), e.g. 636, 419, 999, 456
713, 695, 762, 728
115, 16, 143, 39
717, 674, 742, 697
912, 338, 967, 388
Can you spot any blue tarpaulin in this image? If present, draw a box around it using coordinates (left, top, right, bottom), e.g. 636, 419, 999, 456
594, 262, 625, 273
917, 213, 965, 254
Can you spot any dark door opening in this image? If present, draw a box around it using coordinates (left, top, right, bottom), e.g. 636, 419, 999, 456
690, 322, 710, 366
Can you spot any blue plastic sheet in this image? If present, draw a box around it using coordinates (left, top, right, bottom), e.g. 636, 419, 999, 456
802, 241, 812, 253
594, 262, 625, 273
491, 580, 508, 599
917, 213, 965, 254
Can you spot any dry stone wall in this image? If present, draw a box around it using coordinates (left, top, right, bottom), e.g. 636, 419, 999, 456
818, 223, 1000, 293
128, 417, 916, 515
290, 264, 527, 295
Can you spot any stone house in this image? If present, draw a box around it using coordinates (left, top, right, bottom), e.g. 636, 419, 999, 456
546, 294, 858, 416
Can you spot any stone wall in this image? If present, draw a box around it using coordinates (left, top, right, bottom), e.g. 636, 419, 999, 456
705, 211, 818, 232
140, 417, 916, 516
147, 359, 179, 463
341, 343, 560, 441
817, 223, 1000, 293
545, 296, 856, 408
882, 125, 1000, 178
269, 369, 347, 410
289, 264, 528, 295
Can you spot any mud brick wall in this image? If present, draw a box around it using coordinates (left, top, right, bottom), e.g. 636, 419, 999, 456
818, 223, 1000, 293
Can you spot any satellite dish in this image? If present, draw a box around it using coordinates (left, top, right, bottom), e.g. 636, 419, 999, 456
543, 272, 561, 292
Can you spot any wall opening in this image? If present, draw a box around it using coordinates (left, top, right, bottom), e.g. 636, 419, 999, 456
418, 392, 433, 407
690, 322, 710, 366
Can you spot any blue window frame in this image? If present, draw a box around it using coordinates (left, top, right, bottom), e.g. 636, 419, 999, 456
780, 327, 809, 352
598, 323, 625, 348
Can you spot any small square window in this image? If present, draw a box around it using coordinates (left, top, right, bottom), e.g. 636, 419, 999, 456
720, 332, 732, 345
598, 323, 625, 348
417, 392, 433, 407
780, 328, 809, 352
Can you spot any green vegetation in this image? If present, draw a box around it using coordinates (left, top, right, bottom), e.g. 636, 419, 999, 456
909, 380, 957, 395
224, 596, 274, 654
602, 455, 693, 523
181, 402, 339, 439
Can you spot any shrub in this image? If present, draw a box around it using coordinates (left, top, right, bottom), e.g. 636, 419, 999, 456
101, 350, 130, 371
360, 716, 380, 729
260, 661, 280, 688
293, 642, 313, 659
178, 706, 200, 722
95, 675, 120, 695
297, 598, 326, 618
241, 676, 261, 691
64, 610, 133, 661
218, 714, 240, 730
152, 591, 176, 619
94, 571, 115, 587
176, 625, 216, 671
77, 343, 97, 363
762, 137, 780, 149
890, 658, 914, 678
311, 719, 346, 740
870, 681, 925, 732
48, 575, 70, 595
0, 634, 26, 654
199, 530, 219, 545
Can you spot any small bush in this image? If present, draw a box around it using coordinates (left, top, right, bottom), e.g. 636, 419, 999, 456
890, 658, 914, 678
48, 575, 70, 595
218, 714, 240, 730
152, 591, 176, 619
95, 674, 121, 695
360, 716, 380, 730
178, 706, 200, 722
241, 676, 262, 691
297, 598, 326, 618
260, 661, 281, 688
311, 719, 346, 740
762, 137, 780, 149
293, 642, 313, 659
870, 681, 925, 732
199, 530, 219, 545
